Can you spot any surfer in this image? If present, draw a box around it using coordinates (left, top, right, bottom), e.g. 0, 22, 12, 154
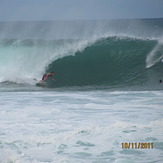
41, 72, 55, 82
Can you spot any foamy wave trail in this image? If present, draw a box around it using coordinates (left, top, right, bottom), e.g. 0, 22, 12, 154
146, 37, 163, 68
0, 19, 163, 90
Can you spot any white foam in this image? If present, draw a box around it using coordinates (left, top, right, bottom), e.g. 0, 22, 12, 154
146, 41, 163, 68
0, 90, 163, 162
0, 38, 98, 84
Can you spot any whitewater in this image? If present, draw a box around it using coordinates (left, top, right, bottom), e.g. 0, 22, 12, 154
0, 19, 163, 163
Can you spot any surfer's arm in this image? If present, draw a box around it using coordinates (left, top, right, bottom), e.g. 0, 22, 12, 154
46, 73, 55, 81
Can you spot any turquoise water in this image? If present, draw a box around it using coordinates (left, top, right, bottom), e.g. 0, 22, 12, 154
0, 36, 162, 90
0, 19, 163, 89
0, 19, 163, 163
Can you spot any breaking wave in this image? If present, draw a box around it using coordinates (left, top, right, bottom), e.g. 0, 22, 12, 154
0, 19, 163, 90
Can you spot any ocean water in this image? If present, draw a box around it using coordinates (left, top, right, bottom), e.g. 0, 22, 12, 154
0, 19, 163, 163
0, 90, 163, 163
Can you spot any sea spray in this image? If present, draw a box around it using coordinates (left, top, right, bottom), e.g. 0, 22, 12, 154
146, 41, 163, 68
0, 19, 163, 89
0, 39, 94, 83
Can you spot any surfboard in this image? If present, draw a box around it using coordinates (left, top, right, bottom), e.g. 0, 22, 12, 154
36, 81, 47, 87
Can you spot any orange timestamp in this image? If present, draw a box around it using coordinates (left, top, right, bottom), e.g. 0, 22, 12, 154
121, 143, 154, 149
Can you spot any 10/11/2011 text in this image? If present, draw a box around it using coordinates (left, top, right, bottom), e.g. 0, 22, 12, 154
121, 143, 154, 149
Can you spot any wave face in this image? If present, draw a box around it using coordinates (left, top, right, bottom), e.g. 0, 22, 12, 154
47, 37, 163, 89
0, 19, 163, 90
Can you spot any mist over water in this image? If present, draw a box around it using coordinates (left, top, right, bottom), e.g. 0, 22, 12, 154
0, 18, 163, 90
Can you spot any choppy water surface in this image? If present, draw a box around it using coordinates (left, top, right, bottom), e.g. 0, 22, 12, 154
0, 90, 163, 163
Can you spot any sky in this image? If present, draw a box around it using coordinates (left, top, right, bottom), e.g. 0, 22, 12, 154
0, 0, 163, 21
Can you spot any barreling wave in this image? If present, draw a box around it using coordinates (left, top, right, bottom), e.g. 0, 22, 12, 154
0, 19, 163, 90
46, 36, 163, 90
